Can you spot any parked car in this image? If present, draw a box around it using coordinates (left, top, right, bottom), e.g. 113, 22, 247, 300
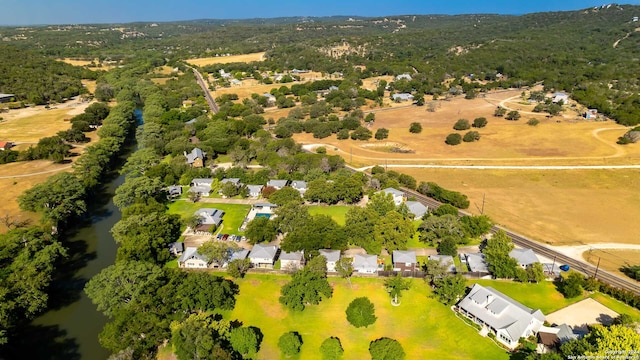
240, 236, 246, 242
559, 265, 570, 272
229, 235, 236, 241
221, 234, 229, 241
216, 233, 223, 240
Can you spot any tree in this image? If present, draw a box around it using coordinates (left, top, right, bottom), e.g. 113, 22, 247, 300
432, 274, 466, 305
527, 118, 540, 126
320, 337, 344, 360
245, 216, 278, 244
384, 274, 412, 304
472, 117, 488, 128
220, 182, 239, 198
423, 259, 448, 283
453, 119, 470, 130
345, 297, 377, 328
494, 106, 506, 117
112, 212, 182, 264
437, 237, 458, 256
336, 129, 350, 140
505, 110, 521, 120
462, 131, 480, 142
198, 241, 238, 267
279, 256, 332, 311
375, 128, 389, 140
174, 272, 239, 313
367, 192, 397, 217
431, 204, 459, 217
418, 214, 464, 246
278, 331, 302, 356
445, 133, 462, 145
350, 126, 372, 140
229, 326, 262, 357
409, 122, 422, 134
281, 214, 347, 253
559, 272, 584, 298
269, 186, 302, 206
526, 262, 546, 283
171, 313, 233, 360
335, 257, 354, 285
460, 215, 493, 239
227, 258, 251, 278
582, 324, 640, 357
113, 176, 163, 210
369, 338, 405, 360
374, 211, 414, 252
482, 230, 518, 279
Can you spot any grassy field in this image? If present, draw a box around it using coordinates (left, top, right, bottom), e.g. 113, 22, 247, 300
0, 104, 88, 143
218, 275, 508, 360
185, 52, 265, 66
166, 201, 251, 234
307, 205, 353, 226
583, 249, 640, 278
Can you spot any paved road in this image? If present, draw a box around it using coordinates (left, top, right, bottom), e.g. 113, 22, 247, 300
0, 165, 72, 179
185, 64, 219, 114
355, 164, 640, 170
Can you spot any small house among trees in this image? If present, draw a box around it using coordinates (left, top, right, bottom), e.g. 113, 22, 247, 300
185, 147, 205, 168
392, 250, 417, 272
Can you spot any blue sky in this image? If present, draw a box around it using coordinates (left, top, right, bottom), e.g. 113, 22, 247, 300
2, 0, 640, 25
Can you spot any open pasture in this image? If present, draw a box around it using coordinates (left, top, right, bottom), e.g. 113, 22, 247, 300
185, 52, 266, 66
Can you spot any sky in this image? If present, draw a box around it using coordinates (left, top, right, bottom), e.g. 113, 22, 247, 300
1, 0, 640, 26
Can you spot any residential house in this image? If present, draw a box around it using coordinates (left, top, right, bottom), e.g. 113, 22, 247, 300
223, 249, 250, 268
263, 93, 276, 106
319, 249, 341, 272
230, 79, 242, 86
552, 92, 569, 104
457, 284, 546, 349
280, 251, 304, 271
189, 178, 214, 197
405, 201, 428, 219
220, 178, 242, 193
194, 208, 225, 233
465, 253, 490, 275
290, 180, 307, 196
0, 141, 13, 151
267, 179, 289, 190
246, 185, 264, 198
184, 118, 198, 125
393, 250, 418, 272
249, 244, 279, 269
584, 109, 598, 119
428, 254, 456, 273
178, 247, 209, 269
537, 324, 580, 353
392, 93, 414, 102
291, 69, 309, 74
167, 185, 182, 198
329, 85, 339, 92
509, 248, 540, 269
353, 254, 379, 274
185, 147, 205, 168
219, 69, 231, 79
395, 73, 412, 81
182, 100, 194, 108
168, 242, 184, 256
0, 94, 15, 103
381, 188, 406, 206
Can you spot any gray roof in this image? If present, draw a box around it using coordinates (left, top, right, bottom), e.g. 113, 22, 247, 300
393, 250, 417, 264
186, 148, 204, 164
280, 250, 304, 261
169, 242, 184, 253
184, 118, 197, 124
195, 208, 225, 226
319, 249, 341, 262
392, 93, 414, 101
405, 201, 428, 218
189, 185, 211, 194
168, 185, 182, 195
254, 202, 277, 208
267, 179, 289, 188
556, 324, 580, 343
178, 247, 207, 263
465, 253, 489, 273
249, 244, 279, 260
229, 249, 249, 262
221, 178, 241, 186
509, 248, 540, 266
0, 93, 15, 99
192, 178, 213, 185
458, 284, 545, 341
382, 188, 405, 197
396, 73, 412, 81
353, 254, 378, 271
291, 180, 307, 191
247, 184, 264, 193
428, 254, 456, 272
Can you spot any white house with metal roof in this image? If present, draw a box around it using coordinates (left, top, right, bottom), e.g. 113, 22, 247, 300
290, 180, 307, 196
509, 248, 540, 269
428, 254, 456, 273
280, 250, 304, 271
381, 187, 406, 206
353, 254, 379, 274
267, 179, 289, 190
246, 185, 264, 198
189, 178, 214, 197
249, 244, 279, 269
319, 249, 341, 272
405, 201, 428, 219
457, 284, 545, 349
178, 247, 209, 269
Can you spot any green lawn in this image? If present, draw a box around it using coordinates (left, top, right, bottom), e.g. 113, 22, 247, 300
218, 275, 508, 360
589, 293, 640, 321
167, 200, 251, 235
307, 205, 353, 226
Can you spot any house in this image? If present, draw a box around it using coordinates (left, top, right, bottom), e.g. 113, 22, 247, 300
319, 249, 341, 272
465, 253, 490, 275
537, 324, 580, 353
220, 178, 242, 187
246, 185, 264, 198
381, 188, 405, 206
0, 141, 13, 151
329, 85, 339, 92
405, 201, 428, 219
393, 250, 418, 272
223, 249, 250, 268
185, 148, 205, 168
219, 69, 231, 79
194, 208, 225, 233
291, 69, 309, 74
249, 244, 279, 269
428, 254, 456, 273
0, 94, 15, 103
552, 92, 569, 104
509, 248, 540, 269
267, 179, 289, 190
168, 242, 184, 256
280, 250, 304, 271
290, 180, 307, 196
230, 79, 242, 86
457, 284, 546, 349
167, 185, 182, 197
584, 109, 598, 119
395, 73, 412, 81
189, 178, 214, 197
263, 93, 276, 106
185, 118, 198, 125
392, 93, 414, 102
178, 247, 209, 268
353, 254, 379, 274
182, 100, 194, 108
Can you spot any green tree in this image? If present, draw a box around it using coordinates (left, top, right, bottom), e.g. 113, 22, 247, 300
526, 262, 546, 283
336, 129, 350, 140
437, 237, 458, 256
320, 337, 344, 360
375, 128, 389, 140
350, 126, 372, 140
423, 258, 448, 283
227, 258, 251, 278
418, 214, 464, 246
369, 338, 405, 360
220, 182, 239, 198
281, 214, 347, 253
409, 122, 422, 134
229, 326, 262, 357
335, 257, 354, 285
111, 212, 182, 264
431, 204, 459, 217
462, 131, 480, 142
505, 110, 521, 120
560, 272, 584, 298
460, 215, 493, 239
278, 331, 302, 357
113, 176, 164, 210
453, 119, 470, 130
384, 274, 412, 304
171, 313, 233, 360
494, 106, 506, 117
174, 272, 239, 313
279, 257, 332, 311
445, 133, 462, 145
269, 186, 302, 206
527, 118, 540, 126
198, 241, 239, 266
432, 274, 467, 305
345, 297, 377, 328
583, 324, 640, 357
245, 216, 278, 244
374, 211, 414, 252
120, 148, 161, 178
367, 192, 397, 217
482, 230, 518, 279
472, 117, 488, 128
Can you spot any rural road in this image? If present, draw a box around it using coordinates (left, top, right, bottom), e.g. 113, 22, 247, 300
0, 165, 72, 179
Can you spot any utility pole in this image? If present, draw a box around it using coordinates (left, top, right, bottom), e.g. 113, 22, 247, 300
594, 257, 601, 279
481, 193, 486, 215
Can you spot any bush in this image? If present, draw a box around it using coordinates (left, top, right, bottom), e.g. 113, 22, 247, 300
336, 129, 350, 140
472, 117, 487, 128
350, 126, 372, 140
375, 128, 389, 140
316, 146, 327, 154
417, 181, 470, 209
278, 331, 302, 356
346, 297, 377, 328
445, 133, 462, 145
462, 131, 480, 142
505, 110, 521, 121
527, 118, 540, 126
453, 119, 470, 130
494, 106, 506, 117
409, 122, 422, 134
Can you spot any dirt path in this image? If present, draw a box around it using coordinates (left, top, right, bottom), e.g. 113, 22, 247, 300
550, 243, 640, 260
0, 165, 72, 179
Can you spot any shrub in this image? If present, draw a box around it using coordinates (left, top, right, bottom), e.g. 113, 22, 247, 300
445, 133, 462, 145
316, 146, 327, 154
278, 331, 302, 356
375, 128, 389, 140
505, 110, 521, 121
527, 118, 540, 126
350, 126, 372, 140
453, 119, 470, 130
472, 117, 487, 128
462, 131, 480, 142
494, 106, 506, 117
336, 129, 350, 140
409, 122, 422, 134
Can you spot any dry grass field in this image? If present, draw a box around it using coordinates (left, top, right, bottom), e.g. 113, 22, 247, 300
583, 249, 640, 278
58, 58, 97, 67
81, 80, 97, 94
185, 52, 265, 66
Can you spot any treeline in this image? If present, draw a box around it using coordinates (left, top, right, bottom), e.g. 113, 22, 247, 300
0, 45, 98, 104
